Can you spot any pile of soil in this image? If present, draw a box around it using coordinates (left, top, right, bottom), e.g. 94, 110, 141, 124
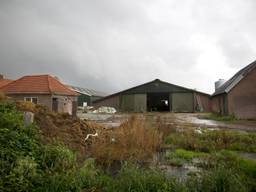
16, 101, 104, 159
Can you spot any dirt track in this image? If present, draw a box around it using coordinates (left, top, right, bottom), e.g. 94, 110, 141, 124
78, 112, 256, 132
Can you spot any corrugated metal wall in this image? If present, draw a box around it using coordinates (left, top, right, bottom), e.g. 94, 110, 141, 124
134, 94, 147, 112
172, 93, 193, 112
120, 94, 134, 111
120, 94, 146, 112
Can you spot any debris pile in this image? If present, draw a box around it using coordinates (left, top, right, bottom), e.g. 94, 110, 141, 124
16, 101, 104, 159
92, 106, 116, 114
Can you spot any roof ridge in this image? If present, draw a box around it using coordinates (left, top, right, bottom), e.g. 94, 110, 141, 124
47, 75, 53, 93
24, 74, 49, 77
94, 79, 210, 103
212, 60, 256, 96
49, 76, 78, 95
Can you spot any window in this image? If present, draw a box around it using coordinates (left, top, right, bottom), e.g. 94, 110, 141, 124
24, 97, 38, 104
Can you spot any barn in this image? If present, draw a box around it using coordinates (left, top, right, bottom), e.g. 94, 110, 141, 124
211, 60, 256, 119
93, 79, 210, 113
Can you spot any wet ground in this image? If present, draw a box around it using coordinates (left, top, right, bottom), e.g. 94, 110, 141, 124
78, 112, 256, 179
78, 112, 256, 131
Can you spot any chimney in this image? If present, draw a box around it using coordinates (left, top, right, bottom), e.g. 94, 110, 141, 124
215, 79, 226, 90
0, 74, 3, 80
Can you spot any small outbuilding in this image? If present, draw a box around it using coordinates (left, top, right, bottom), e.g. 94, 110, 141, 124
211, 61, 256, 119
0, 75, 79, 115
93, 79, 210, 113
67, 85, 107, 106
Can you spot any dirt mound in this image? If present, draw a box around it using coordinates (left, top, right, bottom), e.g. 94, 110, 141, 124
16, 101, 104, 159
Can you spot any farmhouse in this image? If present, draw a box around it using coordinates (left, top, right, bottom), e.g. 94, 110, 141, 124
67, 85, 107, 106
0, 75, 78, 115
93, 79, 210, 112
211, 61, 256, 119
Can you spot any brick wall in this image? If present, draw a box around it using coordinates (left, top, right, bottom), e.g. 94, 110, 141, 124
228, 67, 256, 119
8, 94, 52, 110
195, 93, 211, 112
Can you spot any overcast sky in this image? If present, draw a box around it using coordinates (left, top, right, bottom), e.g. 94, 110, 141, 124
0, 0, 255, 94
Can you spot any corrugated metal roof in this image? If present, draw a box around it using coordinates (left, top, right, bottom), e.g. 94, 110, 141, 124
68, 85, 107, 97
212, 60, 256, 96
94, 79, 210, 104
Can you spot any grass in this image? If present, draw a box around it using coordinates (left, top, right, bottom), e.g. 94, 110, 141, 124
207, 150, 256, 178
203, 113, 236, 122
1, 100, 255, 191
186, 165, 249, 192
165, 149, 207, 167
172, 149, 207, 160
165, 129, 256, 153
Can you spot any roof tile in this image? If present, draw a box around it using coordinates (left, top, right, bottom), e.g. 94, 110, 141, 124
0, 79, 13, 88
0, 75, 78, 96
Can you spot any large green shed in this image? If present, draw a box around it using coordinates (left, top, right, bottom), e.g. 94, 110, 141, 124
93, 79, 210, 113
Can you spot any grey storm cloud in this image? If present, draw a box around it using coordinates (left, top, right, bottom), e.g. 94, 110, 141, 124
0, 0, 256, 94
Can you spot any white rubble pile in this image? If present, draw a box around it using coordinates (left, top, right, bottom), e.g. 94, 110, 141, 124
92, 106, 117, 114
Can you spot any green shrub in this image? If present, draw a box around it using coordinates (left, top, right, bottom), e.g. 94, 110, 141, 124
40, 142, 76, 173
37, 172, 80, 192
3, 156, 39, 192
187, 165, 248, 192
211, 150, 256, 178
113, 163, 186, 192
0, 102, 41, 191
76, 158, 100, 190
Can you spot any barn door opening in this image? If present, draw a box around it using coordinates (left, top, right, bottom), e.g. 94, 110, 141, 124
52, 98, 58, 112
147, 93, 170, 112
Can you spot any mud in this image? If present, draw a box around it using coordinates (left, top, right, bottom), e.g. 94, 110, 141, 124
78, 112, 256, 132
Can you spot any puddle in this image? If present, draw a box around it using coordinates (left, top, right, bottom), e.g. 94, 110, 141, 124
152, 149, 202, 180
174, 114, 256, 132
238, 152, 256, 161
159, 164, 197, 179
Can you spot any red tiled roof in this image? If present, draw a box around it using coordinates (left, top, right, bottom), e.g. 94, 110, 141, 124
0, 79, 13, 88
0, 75, 78, 96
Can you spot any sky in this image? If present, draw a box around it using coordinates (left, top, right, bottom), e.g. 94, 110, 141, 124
0, 0, 256, 94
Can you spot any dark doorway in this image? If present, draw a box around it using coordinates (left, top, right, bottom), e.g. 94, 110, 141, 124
147, 93, 170, 112
52, 98, 58, 112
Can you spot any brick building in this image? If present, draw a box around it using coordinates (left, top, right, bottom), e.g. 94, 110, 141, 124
211, 61, 256, 119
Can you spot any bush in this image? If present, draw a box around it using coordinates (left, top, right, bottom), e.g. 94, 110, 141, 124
112, 163, 185, 192
0, 102, 41, 191
40, 142, 76, 173
187, 165, 248, 192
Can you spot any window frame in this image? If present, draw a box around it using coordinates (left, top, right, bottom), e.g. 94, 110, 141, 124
24, 97, 38, 104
